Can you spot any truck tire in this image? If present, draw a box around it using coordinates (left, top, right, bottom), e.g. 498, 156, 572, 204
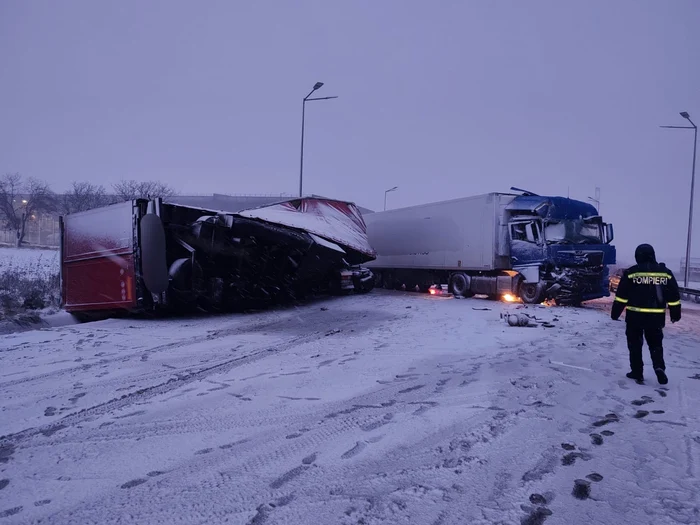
449, 272, 472, 298
356, 271, 375, 293
519, 282, 544, 304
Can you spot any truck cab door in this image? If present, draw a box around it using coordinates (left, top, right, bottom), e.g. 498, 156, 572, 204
508, 220, 545, 270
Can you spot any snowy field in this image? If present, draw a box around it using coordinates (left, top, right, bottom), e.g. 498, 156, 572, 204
0, 248, 60, 322
0, 248, 59, 280
1, 291, 699, 524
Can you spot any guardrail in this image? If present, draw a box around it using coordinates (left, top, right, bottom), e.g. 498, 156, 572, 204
679, 287, 700, 303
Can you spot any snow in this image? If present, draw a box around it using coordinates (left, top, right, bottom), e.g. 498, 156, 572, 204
0, 247, 59, 280
309, 233, 346, 254
0, 292, 699, 524
238, 198, 376, 260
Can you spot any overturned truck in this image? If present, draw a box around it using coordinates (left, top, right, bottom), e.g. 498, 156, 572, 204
60, 197, 376, 317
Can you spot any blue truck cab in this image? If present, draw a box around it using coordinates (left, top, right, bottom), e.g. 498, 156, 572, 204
506, 192, 616, 305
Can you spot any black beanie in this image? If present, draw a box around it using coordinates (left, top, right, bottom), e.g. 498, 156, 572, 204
635, 244, 656, 264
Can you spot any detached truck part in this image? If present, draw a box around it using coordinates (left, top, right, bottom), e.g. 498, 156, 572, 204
60, 197, 376, 317
363, 190, 616, 305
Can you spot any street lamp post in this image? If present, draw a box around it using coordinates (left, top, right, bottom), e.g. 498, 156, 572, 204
298, 82, 338, 198
661, 111, 698, 289
587, 187, 601, 214
384, 186, 398, 211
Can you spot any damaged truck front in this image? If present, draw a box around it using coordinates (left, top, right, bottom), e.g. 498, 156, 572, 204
60, 197, 376, 318
506, 192, 616, 305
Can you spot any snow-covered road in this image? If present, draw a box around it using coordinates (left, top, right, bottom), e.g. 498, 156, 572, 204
1, 292, 699, 524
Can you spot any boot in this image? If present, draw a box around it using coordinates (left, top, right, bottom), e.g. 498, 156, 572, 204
655, 368, 668, 385
626, 371, 644, 384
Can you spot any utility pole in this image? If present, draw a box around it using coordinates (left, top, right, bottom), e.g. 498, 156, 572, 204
384, 186, 398, 211
587, 187, 601, 213
660, 111, 698, 288
298, 82, 338, 198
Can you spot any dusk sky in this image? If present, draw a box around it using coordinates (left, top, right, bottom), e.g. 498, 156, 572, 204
2, 0, 699, 266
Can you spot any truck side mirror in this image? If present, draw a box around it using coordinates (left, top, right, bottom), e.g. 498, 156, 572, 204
605, 223, 614, 243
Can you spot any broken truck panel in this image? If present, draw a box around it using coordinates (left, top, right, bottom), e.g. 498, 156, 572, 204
60, 197, 376, 316
236, 197, 376, 263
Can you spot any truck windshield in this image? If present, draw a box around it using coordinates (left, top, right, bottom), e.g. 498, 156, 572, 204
544, 219, 602, 244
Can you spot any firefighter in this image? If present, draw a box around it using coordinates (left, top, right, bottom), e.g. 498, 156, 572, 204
611, 244, 681, 384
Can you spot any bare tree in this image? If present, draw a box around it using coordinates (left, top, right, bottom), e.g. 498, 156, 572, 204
61, 181, 113, 214
113, 179, 177, 201
0, 173, 56, 247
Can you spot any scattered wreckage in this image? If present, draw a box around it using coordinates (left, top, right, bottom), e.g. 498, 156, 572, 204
59, 196, 376, 318
500, 310, 558, 328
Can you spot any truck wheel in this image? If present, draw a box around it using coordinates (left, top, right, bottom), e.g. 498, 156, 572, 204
520, 282, 544, 304
449, 272, 471, 298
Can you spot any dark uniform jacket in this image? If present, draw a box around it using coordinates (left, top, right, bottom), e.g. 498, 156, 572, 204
611, 261, 682, 328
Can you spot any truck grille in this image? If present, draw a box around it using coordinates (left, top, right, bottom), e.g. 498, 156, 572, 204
550, 266, 606, 304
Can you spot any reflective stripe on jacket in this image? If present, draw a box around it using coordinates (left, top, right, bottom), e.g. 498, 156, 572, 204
611, 263, 681, 326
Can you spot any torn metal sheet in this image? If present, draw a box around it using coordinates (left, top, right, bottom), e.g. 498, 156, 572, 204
237, 198, 376, 262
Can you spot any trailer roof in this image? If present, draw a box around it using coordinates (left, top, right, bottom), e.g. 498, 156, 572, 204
362, 192, 518, 215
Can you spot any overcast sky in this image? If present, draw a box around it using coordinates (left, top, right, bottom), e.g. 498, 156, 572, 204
2, 0, 699, 266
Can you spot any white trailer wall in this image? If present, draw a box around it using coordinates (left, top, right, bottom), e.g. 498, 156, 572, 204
364, 193, 515, 272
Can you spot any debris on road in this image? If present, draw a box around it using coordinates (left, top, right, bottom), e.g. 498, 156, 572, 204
504, 312, 536, 327
500, 309, 561, 329
548, 360, 593, 372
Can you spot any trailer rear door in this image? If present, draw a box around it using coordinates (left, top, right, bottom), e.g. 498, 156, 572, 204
61, 201, 139, 312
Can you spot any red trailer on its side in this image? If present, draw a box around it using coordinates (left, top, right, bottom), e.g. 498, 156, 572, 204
61, 200, 141, 314
60, 197, 375, 318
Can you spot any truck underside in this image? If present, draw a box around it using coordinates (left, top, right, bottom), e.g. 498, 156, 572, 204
158, 204, 374, 313
61, 198, 376, 317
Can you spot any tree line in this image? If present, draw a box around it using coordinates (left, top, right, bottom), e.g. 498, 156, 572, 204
0, 173, 177, 247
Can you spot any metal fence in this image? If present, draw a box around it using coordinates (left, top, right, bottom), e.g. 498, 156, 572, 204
679, 258, 700, 285
679, 257, 700, 272
0, 216, 60, 247
680, 287, 700, 303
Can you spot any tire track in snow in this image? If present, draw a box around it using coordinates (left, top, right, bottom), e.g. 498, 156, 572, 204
3, 295, 663, 524
0, 328, 346, 445
280, 354, 535, 525
1, 296, 371, 393
27, 364, 452, 524
332, 328, 605, 525
0, 312, 293, 390
1, 299, 401, 445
